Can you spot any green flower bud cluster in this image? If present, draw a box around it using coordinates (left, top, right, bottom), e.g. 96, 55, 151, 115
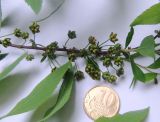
109, 32, 118, 43
1, 38, 11, 48
79, 49, 88, 57
74, 70, 84, 81
21, 32, 29, 39
68, 30, 76, 39
29, 22, 40, 34
26, 54, 34, 61
85, 63, 101, 80
14, 28, 29, 39
116, 67, 124, 77
88, 36, 101, 55
102, 72, 117, 83
68, 52, 77, 62
102, 43, 123, 67
101, 42, 124, 82
108, 44, 122, 56
114, 57, 123, 66
14, 28, 21, 37
103, 57, 111, 67
88, 36, 96, 45
88, 44, 101, 55
41, 42, 58, 62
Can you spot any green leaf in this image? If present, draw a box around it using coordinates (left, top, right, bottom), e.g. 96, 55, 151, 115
0, 53, 8, 61
0, 53, 26, 81
130, 58, 145, 82
122, 108, 149, 122
144, 73, 157, 83
96, 108, 149, 122
125, 27, 134, 48
131, 3, 160, 26
148, 58, 160, 69
130, 53, 141, 59
0, 61, 72, 119
96, 115, 122, 122
40, 67, 75, 122
25, 0, 43, 14
136, 35, 155, 58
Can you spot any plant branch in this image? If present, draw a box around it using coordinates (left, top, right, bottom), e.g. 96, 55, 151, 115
1, 42, 160, 56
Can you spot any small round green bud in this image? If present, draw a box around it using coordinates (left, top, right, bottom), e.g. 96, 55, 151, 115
88, 36, 96, 44
108, 46, 116, 54
88, 44, 100, 55
102, 72, 110, 80
26, 54, 34, 61
114, 57, 123, 66
68, 30, 76, 39
116, 67, 124, 77
103, 57, 111, 67
79, 49, 88, 57
14, 28, 22, 37
45, 42, 58, 60
21, 32, 29, 39
109, 75, 117, 83
29, 22, 40, 34
109, 32, 118, 43
68, 53, 77, 62
74, 70, 85, 81
47, 42, 58, 51
114, 43, 121, 50
2, 38, 11, 48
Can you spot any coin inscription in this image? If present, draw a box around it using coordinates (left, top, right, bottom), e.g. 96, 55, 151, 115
83, 86, 120, 120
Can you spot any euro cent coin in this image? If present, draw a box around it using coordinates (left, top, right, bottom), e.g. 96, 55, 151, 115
83, 86, 120, 120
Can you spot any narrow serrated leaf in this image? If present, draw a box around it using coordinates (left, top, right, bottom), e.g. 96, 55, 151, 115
136, 35, 155, 58
96, 108, 149, 122
148, 58, 160, 69
0, 61, 72, 119
39, 67, 75, 122
0, 53, 8, 61
125, 27, 134, 48
131, 3, 160, 26
0, 53, 26, 81
25, 0, 43, 14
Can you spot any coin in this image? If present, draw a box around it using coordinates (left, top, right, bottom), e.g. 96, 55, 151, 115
83, 86, 120, 120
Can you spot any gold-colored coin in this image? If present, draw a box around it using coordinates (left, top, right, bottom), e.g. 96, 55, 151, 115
83, 86, 120, 120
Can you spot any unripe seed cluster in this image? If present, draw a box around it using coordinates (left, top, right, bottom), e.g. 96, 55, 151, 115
14, 28, 29, 39
85, 63, 101, 80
